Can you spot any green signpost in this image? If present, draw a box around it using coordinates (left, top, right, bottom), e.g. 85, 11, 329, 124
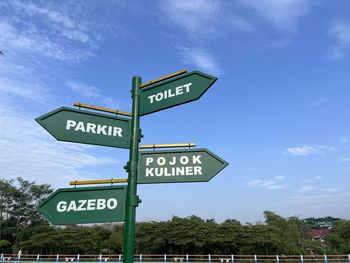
36, 69, 227, 263
140, 70, 217, 116
138, 149, 228, 184
37, 186, 126, 225
36, 107, 130, 148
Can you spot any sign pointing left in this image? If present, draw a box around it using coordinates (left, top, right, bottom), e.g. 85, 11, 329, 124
38, 186, 126, 225
36, 107, 130, 148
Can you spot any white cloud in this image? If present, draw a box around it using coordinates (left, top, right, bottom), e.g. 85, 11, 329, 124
321, 188, 343, 193
66, 81, 101, 99
246, 167, 258, 172
274, 175, 286, 180
228, 15, 255, 32
338, 156, 350, 162
301, 175, 323, 185
298, 185, 316, 192
284, 145, 329, 156
65, 80, 126, 110
307, 97, 327, 107
0, 21, 93, 63
285, 191, 350, 207
160, 0, 221, 35
0, 97, 117, 188
326, 21, 350, 60
247, 179, 286, 190
238, 0, 311, 31
0, 1, 126, 63
177, 47, 222, 75
341, 135, 350, 144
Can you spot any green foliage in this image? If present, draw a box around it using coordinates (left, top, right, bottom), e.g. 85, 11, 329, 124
0, 240, 11, 249
1, 178, 350, 254
326, 220, 350, 253
0, 178, 53, 252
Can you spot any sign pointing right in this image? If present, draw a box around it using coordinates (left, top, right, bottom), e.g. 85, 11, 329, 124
140, 70, 217, 116
137, 148, 228, 184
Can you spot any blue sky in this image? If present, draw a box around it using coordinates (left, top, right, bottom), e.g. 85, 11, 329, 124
1, 0, 350, 223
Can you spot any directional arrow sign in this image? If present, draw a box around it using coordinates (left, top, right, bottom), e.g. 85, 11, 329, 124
137, 148, 228, 184
140, 71, 217, 116
38, 186, 126, 225
36, 107, 130, 148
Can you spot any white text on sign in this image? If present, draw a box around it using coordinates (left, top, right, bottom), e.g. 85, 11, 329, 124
147, 83, 192, 104
145, 155, 203, 177
66, 120, 123, 137
56, 198, 118, 212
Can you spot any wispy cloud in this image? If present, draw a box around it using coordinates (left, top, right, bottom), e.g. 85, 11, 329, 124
341, 135, 350, 144
246, 167, 258, 172
0, 20, 93, 63
66, 80, 127, 109
247, 179, 287, 190
237, 0, 312, 32
321, 187, 343, 193
307, 97, 327, 107
0, 1, 125, 63
302, 175, 323, 185
274, 175, 287, 180
66, 81, 102, 99
298, 185, 316, 192
284, 145, 330, 156
284, 191, 350, 207
0, 1, 129, 188
325, 21, 350, 60
0, 97, 117, 188
177, 47, 222, 75
338, 156, 350, 162
160, 0, 222, 36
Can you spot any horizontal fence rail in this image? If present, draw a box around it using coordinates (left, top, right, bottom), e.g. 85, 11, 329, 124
0, 254, 349, 263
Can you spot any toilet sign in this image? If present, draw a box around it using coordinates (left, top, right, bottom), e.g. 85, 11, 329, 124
36, 107, 130, 148
140, 71, 217, 116
137, 148, 228, 184
37, 186, 126, 225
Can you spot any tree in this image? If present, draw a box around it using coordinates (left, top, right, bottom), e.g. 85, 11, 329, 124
326, 220, 350, 253
0, 178, 53, 252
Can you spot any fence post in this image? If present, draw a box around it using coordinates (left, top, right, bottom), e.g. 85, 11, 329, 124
77, 254, 80, 262
99, 254, 102, 262
324, 255, 328, 263
300, 255, 304, 263
231, 255, 234, 263
254, 255, 258, 263
186, 254, 189, 263
139, 254, 142, 262
118, 254, 122, 262
276, 255, 280, 263
37, 254, 40, 262
56, 254, 59, 262
348, 254, 350, 263
164, 254, 167, 263
208, 254, 211, 263
0, 254, 3, 261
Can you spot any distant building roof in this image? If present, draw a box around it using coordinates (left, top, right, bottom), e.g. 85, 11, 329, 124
309, 229, 330, 239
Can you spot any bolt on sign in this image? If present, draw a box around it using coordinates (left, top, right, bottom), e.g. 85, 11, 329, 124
137, 149, 228, 184
36, 107, 130, 149
140, 70, 217, 116
37, 186, 126, 225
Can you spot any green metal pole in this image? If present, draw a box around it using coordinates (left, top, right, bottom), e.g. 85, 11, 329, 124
123, 76, 142, 263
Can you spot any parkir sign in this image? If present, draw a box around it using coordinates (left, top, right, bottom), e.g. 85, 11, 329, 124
36, 107, 130, 149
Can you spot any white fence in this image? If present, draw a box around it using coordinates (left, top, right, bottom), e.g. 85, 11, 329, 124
0, 254, 349, 263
